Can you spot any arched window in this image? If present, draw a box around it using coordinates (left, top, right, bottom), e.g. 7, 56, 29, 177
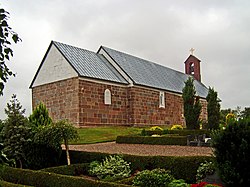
159, 91, 165, 108
104, 89, 111, 105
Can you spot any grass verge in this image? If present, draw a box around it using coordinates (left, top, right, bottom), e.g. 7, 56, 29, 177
70, 126, 142, 144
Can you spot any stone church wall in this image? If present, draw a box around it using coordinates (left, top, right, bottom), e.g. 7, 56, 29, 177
128, 86, 185, 126
32, 77, 80, 125
78, 79, 128, 127
32, 78, 207, 127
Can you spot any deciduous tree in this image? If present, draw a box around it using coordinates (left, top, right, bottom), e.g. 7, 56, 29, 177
50, 120, 78, 165
0, 7, 21, 95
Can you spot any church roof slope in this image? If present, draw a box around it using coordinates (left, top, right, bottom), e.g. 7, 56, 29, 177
101, 46, 208, 98
53, 41, 128, 84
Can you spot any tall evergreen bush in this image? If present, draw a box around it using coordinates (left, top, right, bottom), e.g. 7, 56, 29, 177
29, 102, 52, 127
2, 95, 32, 168
206, 87, 220, 129
182, 77, 202, 129
211, 118, 250, 186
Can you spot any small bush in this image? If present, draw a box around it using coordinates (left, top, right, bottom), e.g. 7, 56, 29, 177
149, 126, 163, 131
171, 124, 184, 130
88, 155, 131, 181
168, 179, 188, 187
132, 168, 174, 187
141, 126, 168, 136
196, 161, 215, 182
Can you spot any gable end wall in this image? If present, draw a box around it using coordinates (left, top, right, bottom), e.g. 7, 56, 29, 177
32, 77, 80, 125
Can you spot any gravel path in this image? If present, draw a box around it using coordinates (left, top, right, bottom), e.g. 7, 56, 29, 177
68, 142, 213, 156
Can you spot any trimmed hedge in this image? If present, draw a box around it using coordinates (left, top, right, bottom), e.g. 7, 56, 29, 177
168, 129, 210, 136
141, 129, 168, 136
61, 150, 214, 183
116, 135, 187, 145
0, 180, 32, 187
0, 166, 131, 187
41, 163, 89, 176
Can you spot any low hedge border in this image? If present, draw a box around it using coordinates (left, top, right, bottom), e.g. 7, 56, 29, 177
0, 166, 131, 187
41, 163, 89, 176
60, 150, 214, 183
116, 135, 187, 145
0, 180, 32, 187
168, 129, 210, 136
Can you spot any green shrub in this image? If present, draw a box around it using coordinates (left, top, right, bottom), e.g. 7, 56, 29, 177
211, 118, 250, 186
116, 135, 187, 145
171, 124, 184, 130
88, 155, 131, 181
132, 168, 174, 187
168, 179, 188, 187
140, 126, 168, 136
28, 102, 52, 127
0, 165, 130, 187
196, 161, 215, 182
149, 126, 163, 131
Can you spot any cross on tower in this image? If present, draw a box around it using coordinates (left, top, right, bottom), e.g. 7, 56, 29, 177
190, 48, 195, 55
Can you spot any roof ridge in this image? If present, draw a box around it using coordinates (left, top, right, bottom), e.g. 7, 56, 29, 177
101, 46, 188, 77
53, 40, 97, 54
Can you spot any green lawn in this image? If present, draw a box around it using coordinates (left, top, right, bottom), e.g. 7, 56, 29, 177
70, 126, 142, 144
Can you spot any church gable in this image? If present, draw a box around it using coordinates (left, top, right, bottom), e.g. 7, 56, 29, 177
30, 43, 78, 88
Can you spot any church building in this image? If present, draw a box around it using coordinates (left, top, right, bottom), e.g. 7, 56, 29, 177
30, 41, 208, 127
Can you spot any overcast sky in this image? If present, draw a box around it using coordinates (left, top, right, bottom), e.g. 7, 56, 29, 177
0, 0, 249, 119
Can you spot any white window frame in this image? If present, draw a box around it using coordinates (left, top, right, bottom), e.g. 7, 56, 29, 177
159, 91, 165, 108
104, 89, 111, 105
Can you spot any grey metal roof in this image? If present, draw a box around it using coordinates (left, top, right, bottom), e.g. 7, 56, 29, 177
102, 46, 209, 98
53, 41, 128, 84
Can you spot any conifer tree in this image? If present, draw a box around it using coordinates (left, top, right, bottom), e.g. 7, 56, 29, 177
29, 102, 52, 127
206, 87, 220, 129
2, 94, 32, 168
182, 77, 202, 129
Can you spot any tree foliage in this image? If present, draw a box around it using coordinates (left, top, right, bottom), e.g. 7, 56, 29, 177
211, 118, 250, 186
29, 102, 52, 127
182, 77, 202, 129
2, 94, 32, 168
27, 104, 61, 169
0, 7, 21, 95
206, 87, 220, 129
49, 120, 78, 165
240, 107, 250, 119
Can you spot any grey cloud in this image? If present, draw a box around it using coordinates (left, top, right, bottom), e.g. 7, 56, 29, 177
0, 0, 249, 119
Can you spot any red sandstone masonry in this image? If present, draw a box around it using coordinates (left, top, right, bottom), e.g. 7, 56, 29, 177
32, 78, 207, 127
32, 78, 80, 125
78, 79, 128, 127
